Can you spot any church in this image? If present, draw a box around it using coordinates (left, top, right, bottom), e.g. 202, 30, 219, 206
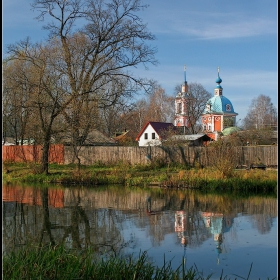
174, 66, 238, 141
136, 66, 238, 146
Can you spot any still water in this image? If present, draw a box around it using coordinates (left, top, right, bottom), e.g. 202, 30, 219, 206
2, 184, 277, 280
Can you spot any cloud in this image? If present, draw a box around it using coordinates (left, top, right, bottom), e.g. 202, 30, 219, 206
180, 18, 276, 40
146, 9, 276, 40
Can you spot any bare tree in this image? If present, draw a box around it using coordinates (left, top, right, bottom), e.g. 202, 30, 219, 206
4, 0, 157, 173
206, 139, 238, 178
2, 59, 34, 145
242, 94, 277, 130
145, 86, 174, 123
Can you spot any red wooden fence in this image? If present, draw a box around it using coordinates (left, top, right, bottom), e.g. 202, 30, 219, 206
2, 144, 64, 164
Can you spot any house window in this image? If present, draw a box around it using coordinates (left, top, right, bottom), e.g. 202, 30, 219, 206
144, 133, 148, 140
208, 125, 212, 131
152, 133, 155, 139
203, 125, 206, 130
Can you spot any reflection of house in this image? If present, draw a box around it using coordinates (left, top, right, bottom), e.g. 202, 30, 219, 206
135, 122, 175, 147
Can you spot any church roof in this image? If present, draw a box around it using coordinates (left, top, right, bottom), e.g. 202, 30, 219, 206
203, 95, 237, 114
202, 67, 238, 115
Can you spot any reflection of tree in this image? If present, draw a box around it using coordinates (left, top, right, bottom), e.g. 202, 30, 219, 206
96, 209, 135, 256
62, 189, 136, 256
250, 214, 273, 234
2, 185, 277, 258
40, 188, 55, 246
3, 202, 27, 251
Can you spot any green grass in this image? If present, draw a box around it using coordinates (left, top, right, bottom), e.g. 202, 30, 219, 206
3, 244, 274, 280
2, 162, 277, 193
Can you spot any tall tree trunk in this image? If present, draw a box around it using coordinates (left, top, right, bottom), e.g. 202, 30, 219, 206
40, 135, 51, 174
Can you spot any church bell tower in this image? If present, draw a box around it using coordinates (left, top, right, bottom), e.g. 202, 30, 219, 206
174, 65, 194, 133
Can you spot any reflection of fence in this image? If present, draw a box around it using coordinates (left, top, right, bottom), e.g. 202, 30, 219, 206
2, 145, 277, 167
2, 185, 64, 208
2, 144, 64, 164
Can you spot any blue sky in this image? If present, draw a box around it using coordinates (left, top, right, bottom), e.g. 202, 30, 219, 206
2, 0, 278, 123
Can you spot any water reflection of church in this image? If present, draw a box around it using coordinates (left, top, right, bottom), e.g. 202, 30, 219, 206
200, 211, 234, 263
174, 210, 234, 263
174, 211, 188, 246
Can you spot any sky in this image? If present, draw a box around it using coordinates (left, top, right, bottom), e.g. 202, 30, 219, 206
2, 0, 278, 123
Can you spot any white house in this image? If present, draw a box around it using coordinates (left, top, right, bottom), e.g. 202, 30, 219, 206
135, 122, 175, 147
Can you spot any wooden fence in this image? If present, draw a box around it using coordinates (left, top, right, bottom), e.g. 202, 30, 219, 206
2, 144, 64, 164
2, 144, 278, 167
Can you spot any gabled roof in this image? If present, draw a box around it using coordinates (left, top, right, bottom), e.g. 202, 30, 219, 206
113, 130, 137, 144
114, 130, 130, 141
135, 122, 175, 141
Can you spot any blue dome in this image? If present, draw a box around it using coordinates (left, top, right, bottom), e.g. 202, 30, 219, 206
216, 76, 222, 84
203, 96, 237, 114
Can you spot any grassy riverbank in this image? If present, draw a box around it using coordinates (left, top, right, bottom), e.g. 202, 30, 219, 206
3, 244, 265, 280
3, 162, 277, 193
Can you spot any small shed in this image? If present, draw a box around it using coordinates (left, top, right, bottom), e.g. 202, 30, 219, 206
113, 130, 138, 146
169, 134, 212, 146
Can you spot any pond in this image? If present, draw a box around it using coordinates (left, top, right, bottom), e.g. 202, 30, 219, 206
2, 184, 277, 280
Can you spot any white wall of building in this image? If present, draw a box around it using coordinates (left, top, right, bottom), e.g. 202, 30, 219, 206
138, 124, 162, 147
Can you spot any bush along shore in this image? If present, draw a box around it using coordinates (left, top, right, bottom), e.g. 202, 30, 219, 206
3, 162, 277, 194
3, 244, 272, 280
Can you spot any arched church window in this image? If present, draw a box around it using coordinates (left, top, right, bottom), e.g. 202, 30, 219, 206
226, 104, 231, 111
178, 103, 182, 114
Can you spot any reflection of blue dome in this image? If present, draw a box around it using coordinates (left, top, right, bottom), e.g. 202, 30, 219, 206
203, 96, 237, 114
216, 244, 222, 254
223, 217, 234, 233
